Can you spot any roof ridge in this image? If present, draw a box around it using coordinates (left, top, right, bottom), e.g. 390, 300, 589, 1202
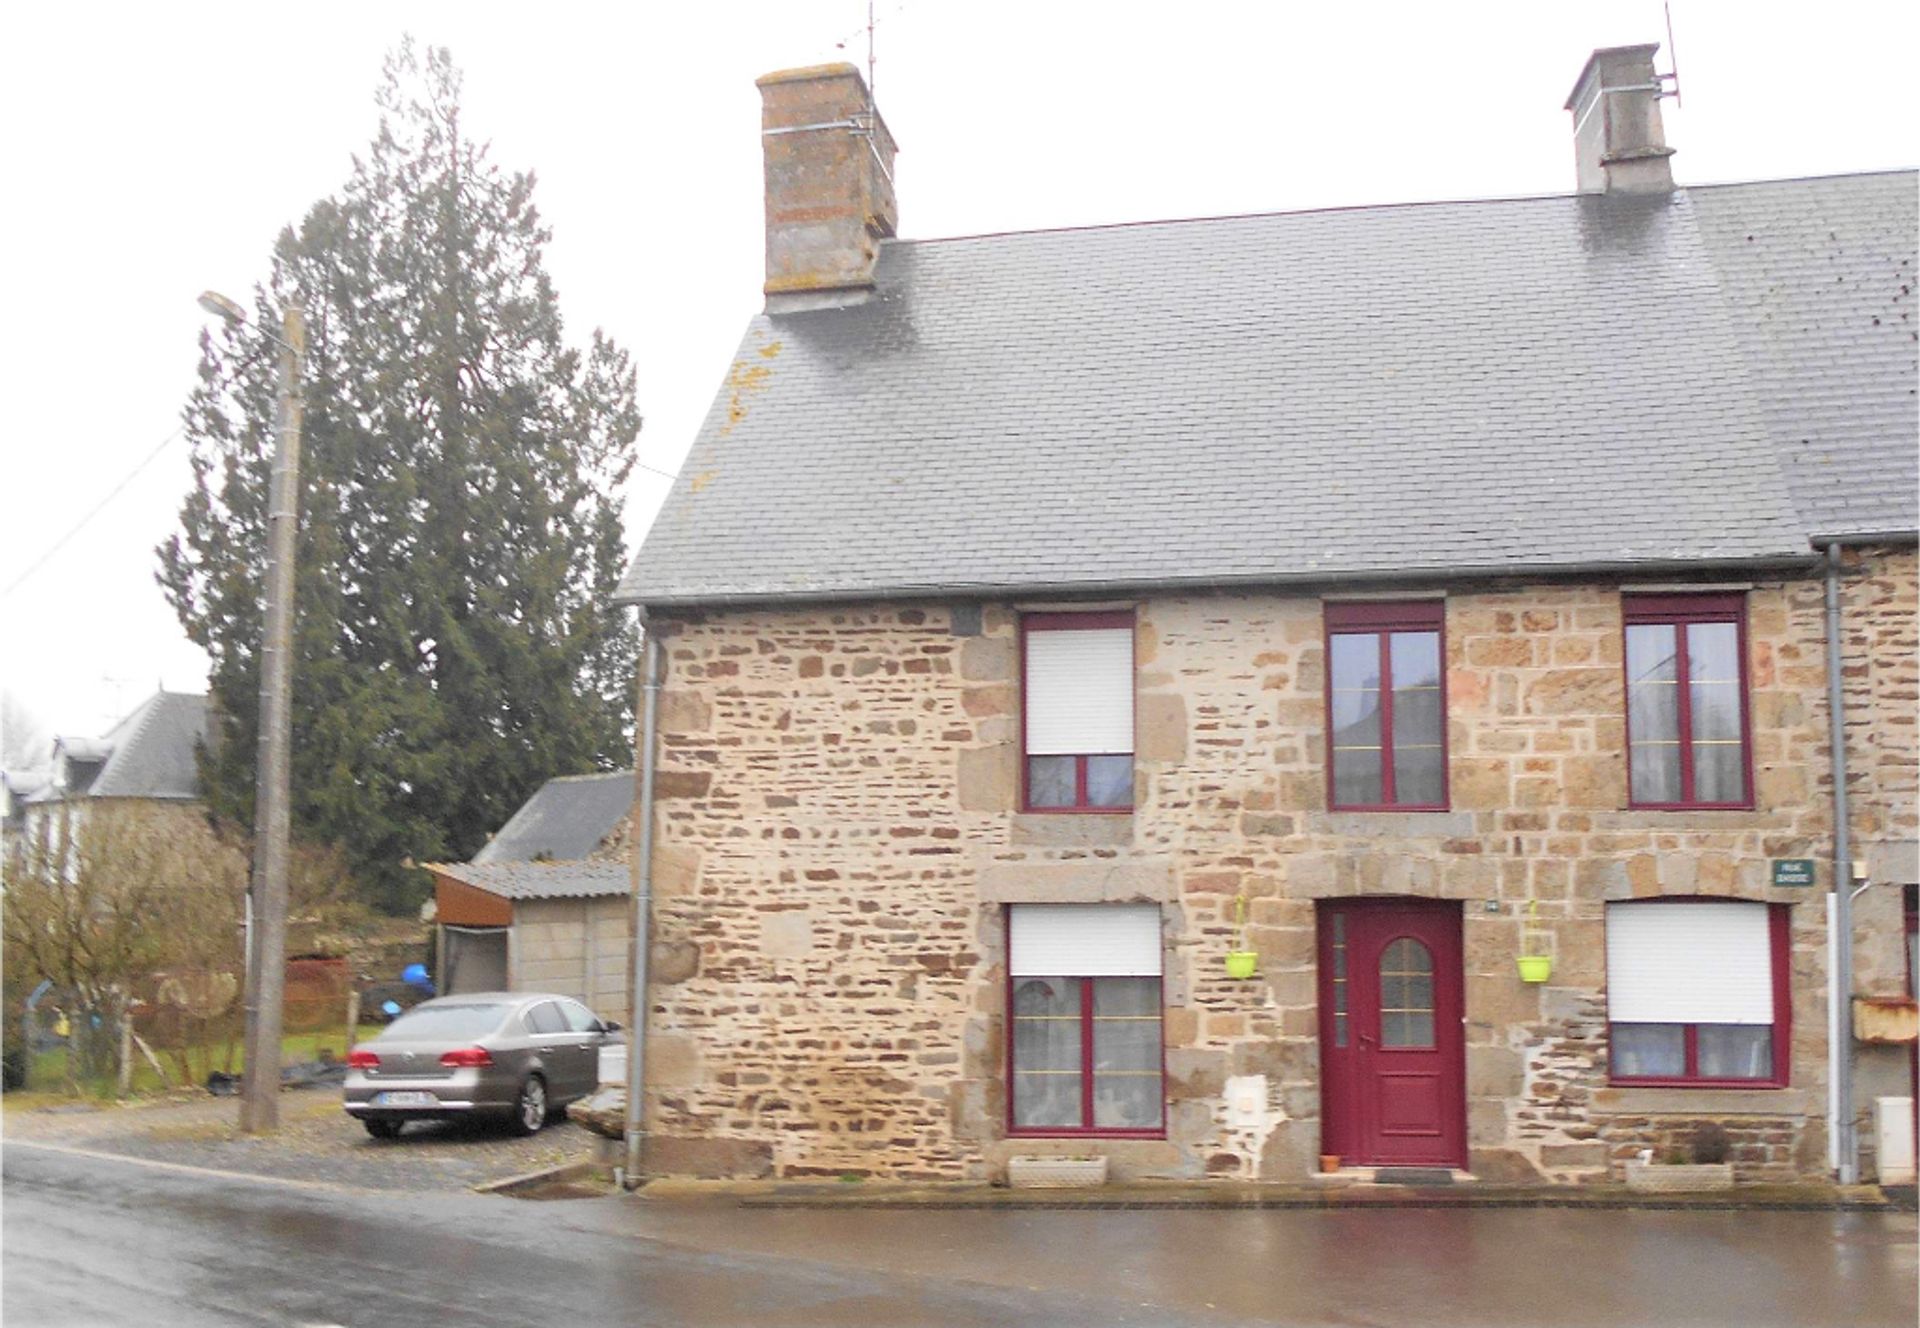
90, 691, 165, 791
884, 167, 1917, 250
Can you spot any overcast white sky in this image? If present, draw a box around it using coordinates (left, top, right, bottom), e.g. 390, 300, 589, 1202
2, 1, 1913, 746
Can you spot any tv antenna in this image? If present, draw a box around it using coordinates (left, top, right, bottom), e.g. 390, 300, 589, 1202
1660, 1, 1684, 107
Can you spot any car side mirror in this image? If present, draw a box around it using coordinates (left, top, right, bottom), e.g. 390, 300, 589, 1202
599, 1020, 622, 1033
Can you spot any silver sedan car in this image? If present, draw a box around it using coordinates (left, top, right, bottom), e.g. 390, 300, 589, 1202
343, 992, 621, 1139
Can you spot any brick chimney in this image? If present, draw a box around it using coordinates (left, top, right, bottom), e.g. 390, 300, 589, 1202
1564, 44, 1675, 194
757, 63, 898, 308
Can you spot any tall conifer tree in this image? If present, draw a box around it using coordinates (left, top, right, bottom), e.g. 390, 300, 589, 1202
160, 43, 639, 911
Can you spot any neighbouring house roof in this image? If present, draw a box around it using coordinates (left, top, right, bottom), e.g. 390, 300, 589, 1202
1688, 174, 1919, 541
31, 691, 209, 803
616, 171, 1916, 609
424, 859, 630, 902
472, 771, 633, 864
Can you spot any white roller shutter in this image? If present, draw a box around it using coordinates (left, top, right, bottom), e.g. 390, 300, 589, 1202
1009, 904, 1162, 977
1025, 627, 1134, 755
1606, 901, 1774, 1025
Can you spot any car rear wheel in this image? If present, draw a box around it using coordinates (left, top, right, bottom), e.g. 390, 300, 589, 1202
363, 1118, 403, 1140
509, 1075, 547, 1136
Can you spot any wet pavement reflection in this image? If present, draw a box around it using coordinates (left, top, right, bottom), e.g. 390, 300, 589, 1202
5, 1142, 1914, 1327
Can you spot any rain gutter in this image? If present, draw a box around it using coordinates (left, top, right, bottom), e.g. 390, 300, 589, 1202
1823, 543, 1857, 1183
621, 624, 663, 1189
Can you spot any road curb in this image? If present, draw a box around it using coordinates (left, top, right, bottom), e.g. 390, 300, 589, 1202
472, 1159, 605, 1196
623, 1177, 1913, 1214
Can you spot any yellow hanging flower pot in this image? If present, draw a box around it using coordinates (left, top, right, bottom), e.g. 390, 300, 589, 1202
1517, 900, 1552, 983
1224, 894, 1259, 980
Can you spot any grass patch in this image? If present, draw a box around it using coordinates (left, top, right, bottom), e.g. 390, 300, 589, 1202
18, 1025, 385, 1100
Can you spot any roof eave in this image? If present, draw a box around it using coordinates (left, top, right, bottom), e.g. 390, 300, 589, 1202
617, 550, 1826, 613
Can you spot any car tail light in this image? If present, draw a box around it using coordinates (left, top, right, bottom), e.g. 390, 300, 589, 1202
346, 1048, 381, 1070
439, 1046, 494, 1068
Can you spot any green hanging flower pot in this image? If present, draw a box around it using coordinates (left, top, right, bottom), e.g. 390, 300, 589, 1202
1225, 951, 1259, 980
1517, 954, 1552, 984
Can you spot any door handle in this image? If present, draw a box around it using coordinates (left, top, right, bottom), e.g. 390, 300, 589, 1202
1359, 1032, 1376, 1048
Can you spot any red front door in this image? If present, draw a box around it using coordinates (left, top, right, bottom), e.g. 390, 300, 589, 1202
1318, 899, 1466, 1168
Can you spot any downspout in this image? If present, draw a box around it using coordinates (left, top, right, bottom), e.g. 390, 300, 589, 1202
1823, 543, 1856, 1183
622, 623, 664, 1190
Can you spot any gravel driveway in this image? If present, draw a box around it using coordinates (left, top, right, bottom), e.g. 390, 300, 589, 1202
3, 1088, 595, 1192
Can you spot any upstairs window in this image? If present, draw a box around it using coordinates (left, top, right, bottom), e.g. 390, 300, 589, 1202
1022, 613, 1134, 811
1324, 601, 1447, 810
1623, 594, 1751, 809
1606, 899, 1789, 1086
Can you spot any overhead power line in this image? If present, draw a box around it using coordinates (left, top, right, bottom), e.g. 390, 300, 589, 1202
3, 427, 186, 600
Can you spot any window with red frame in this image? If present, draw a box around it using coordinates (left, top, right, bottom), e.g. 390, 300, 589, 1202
1022, 613, 1134, 811
1324, 601, 1447, 810
1605, 899, 1790, 1086
1007, 904, 1164, 1134
1623, 594, 1752, 808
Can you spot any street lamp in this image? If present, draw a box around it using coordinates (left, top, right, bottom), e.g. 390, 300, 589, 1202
198, 289, 306, 1134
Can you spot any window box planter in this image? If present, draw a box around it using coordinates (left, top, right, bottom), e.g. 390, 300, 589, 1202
1623, 1160, 1735, 1193
1007, 1155, 1110, 1189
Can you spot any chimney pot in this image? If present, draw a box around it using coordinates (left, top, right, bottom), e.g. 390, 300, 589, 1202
1565, 44, 1675, 195
757, 63, 898, 308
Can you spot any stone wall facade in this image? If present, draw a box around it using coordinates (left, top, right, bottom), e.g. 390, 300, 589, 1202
634, 554, 1915, 1183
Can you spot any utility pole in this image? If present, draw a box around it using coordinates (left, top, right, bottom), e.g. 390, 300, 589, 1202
239, 303, 306, 1134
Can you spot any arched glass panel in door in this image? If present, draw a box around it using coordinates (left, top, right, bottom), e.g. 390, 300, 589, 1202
1379, 937, 1435, 1048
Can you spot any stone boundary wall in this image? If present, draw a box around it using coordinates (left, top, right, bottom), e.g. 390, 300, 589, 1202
634, 555, 1914, 1183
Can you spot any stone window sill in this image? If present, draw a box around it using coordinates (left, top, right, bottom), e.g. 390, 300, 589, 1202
1592, 1085, 1808, 1116
1011, 813, 1133, 848
1306, 811, 1476, 838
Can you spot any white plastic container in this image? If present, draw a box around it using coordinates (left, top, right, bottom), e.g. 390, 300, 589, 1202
1873, 1096, 1916, 1184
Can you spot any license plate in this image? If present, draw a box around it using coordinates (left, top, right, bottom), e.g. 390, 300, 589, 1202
373, 1091, 437, 1107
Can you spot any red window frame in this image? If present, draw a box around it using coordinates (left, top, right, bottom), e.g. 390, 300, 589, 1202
1019, 611, 1135, 814
1622, 593, 1755, 811
1004, 971, 1167, 1139
1322, 600, 1449, 812
1606, 899, 1792, 1089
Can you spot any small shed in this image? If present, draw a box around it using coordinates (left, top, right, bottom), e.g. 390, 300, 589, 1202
425, 772, 634, 1022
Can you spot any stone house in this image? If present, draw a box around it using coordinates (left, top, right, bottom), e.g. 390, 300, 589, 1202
611, 46, 1918, 1184
8, 689, 212, 878
425, 771, 635, 1022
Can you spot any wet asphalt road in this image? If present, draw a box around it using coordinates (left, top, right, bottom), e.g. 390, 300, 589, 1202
5, 1140, 1916, 1327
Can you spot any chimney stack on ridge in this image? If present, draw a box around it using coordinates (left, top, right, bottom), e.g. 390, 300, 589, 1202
758, 64, 898, 309
1565, 44, 1676, 194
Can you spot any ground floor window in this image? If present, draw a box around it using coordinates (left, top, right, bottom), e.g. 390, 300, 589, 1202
1605, 898, 1789, 1086
1007, 904, 1164, 1135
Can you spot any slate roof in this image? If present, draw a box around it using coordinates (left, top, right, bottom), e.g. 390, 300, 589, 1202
472, 771, 633, 865
425, 859, 629, 901
617, 171, 1916, 608
32, 691, 209, 803
1690, 173, 1918, 540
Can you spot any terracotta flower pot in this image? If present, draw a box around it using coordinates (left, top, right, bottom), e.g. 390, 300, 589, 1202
1320, 1153, 1341, 1173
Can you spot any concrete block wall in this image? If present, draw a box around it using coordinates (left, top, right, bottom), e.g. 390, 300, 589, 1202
635, 554, 1914, 1183
511, 895, 633, 1026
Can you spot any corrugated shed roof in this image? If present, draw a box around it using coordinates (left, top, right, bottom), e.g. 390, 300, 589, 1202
618, 173, 1916, 609
473, 771, 633, 864
425, 860, 629, 901
1691, 172, 1919, 540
